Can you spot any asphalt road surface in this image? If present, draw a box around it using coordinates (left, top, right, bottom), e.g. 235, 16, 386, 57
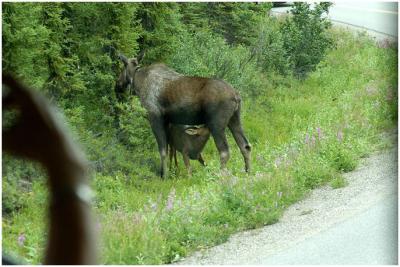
263, 193, 397, 265
271, 2, 398, 41
178, 141, 398, 264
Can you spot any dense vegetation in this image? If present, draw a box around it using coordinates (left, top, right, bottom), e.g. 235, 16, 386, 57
2, 2, 397, 264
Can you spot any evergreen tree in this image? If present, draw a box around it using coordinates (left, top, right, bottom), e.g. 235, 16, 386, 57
136, 3, 184, 63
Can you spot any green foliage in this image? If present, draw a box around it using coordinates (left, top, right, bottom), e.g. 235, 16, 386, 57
2, 155, 46, 216
2, 3, 51, 89
281, 2, 334, 78
137, 3, 183, 62
180, 3, 272, 46
293, 153, 338, 189
2, 2, 397, 265
167, 30, 264, 97
330, 176, 348, 189
2, 177, 24, 216
253, 16, 291, 75
319, 142, 358, 172
116, 97, 155, 151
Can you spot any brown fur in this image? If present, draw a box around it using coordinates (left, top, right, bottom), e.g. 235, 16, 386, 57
167, 124, 210, 175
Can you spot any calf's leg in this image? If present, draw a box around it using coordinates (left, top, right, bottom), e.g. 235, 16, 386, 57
168, 146, 178, 170
182, 152, 192, 176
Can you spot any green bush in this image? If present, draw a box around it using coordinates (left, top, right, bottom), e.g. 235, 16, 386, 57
319, 142, 358, 172
293, 153, 338, 189
167, 30, 264, 98
252, 16, 291, 75
179, 3, 272, 46
330, 176, 348, 189
281, 2, 334, 78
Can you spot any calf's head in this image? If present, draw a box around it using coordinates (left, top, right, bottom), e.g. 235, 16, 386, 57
184, 127, 210, 137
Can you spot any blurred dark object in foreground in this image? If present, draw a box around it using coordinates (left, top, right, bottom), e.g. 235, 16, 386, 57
2, 74, 97, 264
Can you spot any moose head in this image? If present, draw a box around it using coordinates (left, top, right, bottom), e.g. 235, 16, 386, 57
115, 51, 145, 99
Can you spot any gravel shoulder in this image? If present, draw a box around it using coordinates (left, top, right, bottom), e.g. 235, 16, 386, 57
178, 139, 398, 265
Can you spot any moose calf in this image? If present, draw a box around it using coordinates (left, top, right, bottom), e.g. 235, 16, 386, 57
167, 124, 210, 175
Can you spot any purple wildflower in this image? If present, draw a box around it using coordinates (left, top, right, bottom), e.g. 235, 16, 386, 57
365, 86, 377, 96
316, 127, 323, 140
96, 221, 102, 232
256, 154, 265, 164
133, 213, 142, 224
386, 88, 394, 101
274, 157, 282, 168
150, 201, 158, 211
18, 234, 26, 247
277, 191, 283, 198
337, 129, 343, 142
285, 159, 292, 168
311, 135, 316, 146
230, 176, 238, 186
166, 188, 176, 211
305, 133, 310, 144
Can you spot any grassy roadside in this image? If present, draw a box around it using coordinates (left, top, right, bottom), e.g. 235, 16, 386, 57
2, 29, 397, 264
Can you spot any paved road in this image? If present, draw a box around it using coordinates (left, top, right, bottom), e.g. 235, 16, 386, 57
178, 144, 398, 265
272, 2, 398, 41
329, 2, 397, 38
263, 193, 397, 265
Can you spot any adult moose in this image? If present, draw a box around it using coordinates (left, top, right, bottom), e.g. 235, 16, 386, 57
116, 52, 251, 178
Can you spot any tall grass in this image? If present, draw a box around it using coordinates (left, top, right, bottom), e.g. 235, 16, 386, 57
2, 29, 397, 264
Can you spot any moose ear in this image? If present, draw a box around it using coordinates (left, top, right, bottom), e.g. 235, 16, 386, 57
119, 54, 129, 66
131, 58, 139, 66
137, 50, 145, 63
185, 128, 199, 136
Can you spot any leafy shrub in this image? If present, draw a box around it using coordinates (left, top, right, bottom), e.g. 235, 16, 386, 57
292, 153, 338, 189
330, 175, 348, 189
2, 156, 46, 216
319, 142, 358, 172
179, 3, 272, 46
116, 97, 155, 151
281, 2, 334, 78
2, 177, 24, 216
252, 16, 291, 75
167, 30, 265, 98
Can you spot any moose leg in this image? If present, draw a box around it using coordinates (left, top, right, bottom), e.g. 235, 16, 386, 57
210, 127, 230, 170
149, 115, 168, 178
169, 145, 178, 170
198, 154, 206, 166
228, 109, 251, 172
